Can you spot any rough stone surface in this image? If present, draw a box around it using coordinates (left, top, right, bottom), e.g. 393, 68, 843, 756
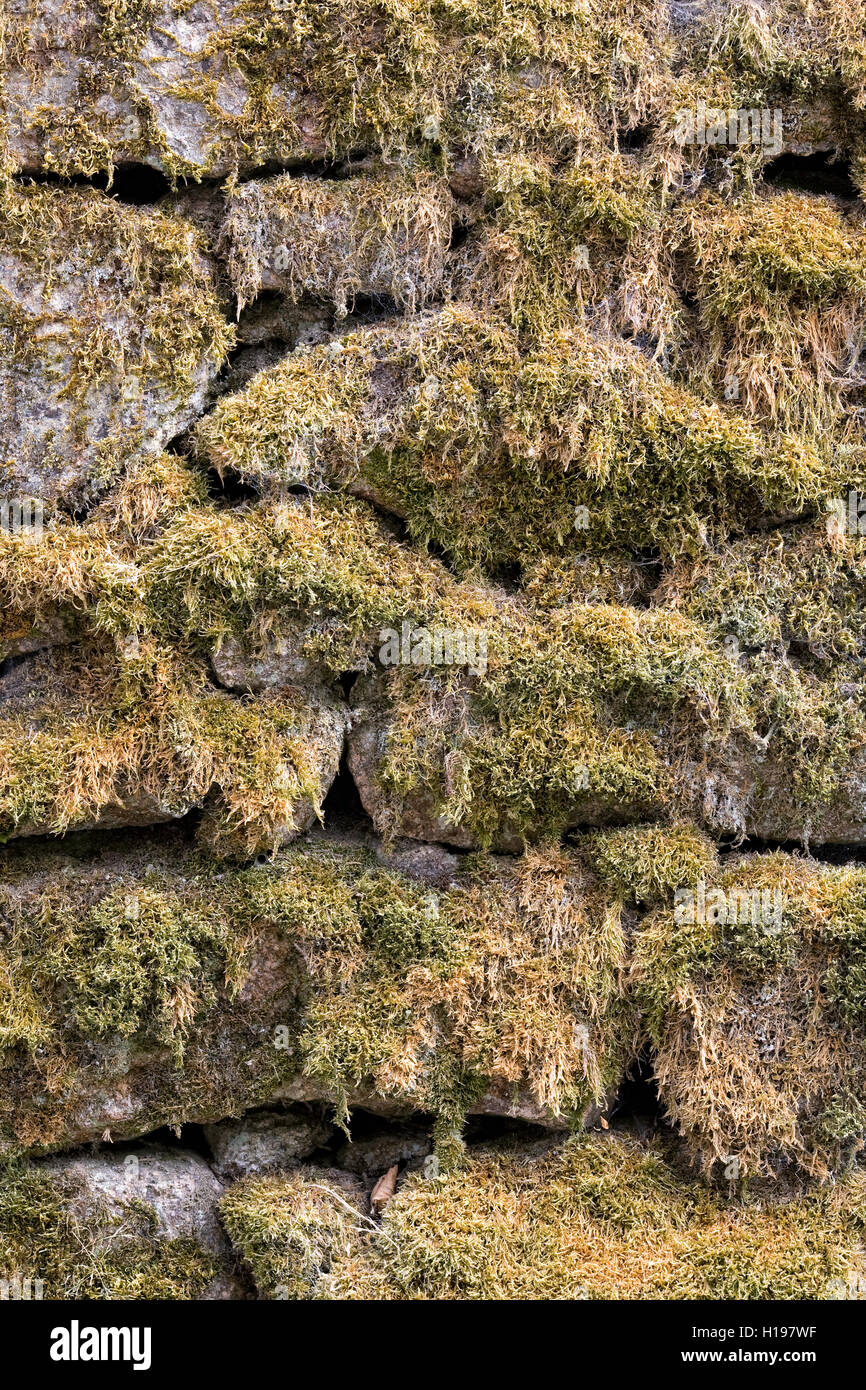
211, 633, 331, 695
203, 1107, 331, 1183
3, 0, 326, 179
40, 1145, 243, 1299
334, 1127, 432, 1181
0, 186, 230, 510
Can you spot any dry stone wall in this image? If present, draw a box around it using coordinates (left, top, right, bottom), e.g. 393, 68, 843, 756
3, 0, 866, 1301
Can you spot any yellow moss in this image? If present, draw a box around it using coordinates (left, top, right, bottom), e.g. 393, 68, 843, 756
195, 306, 834, 570
675, 189, 866, 433
221, 1132, 866, 1300
581, 822, 719, 906
0, 639, 344, 859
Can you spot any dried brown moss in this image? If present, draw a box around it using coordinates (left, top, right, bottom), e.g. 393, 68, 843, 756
632, 852, 866, 1179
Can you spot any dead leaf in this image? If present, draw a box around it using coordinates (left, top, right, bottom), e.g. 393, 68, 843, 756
370, 1163, 399, 1215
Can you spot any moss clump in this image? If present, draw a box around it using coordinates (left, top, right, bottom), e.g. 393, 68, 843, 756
631, 852, 866, 1178
195, 306, 833, 571
220, 1132, 866, 1300
64, 888, 233, 1063
676, 189, 866, 434
0, 859, 246, 1070
0, 1165, 214, 1300
219, 1169, 368, 1300
221, 171, 453, 314
580, 822, 719, 907
243, 840, 632, 1145
363, 600, 746, 847
0, 639, 345, 859
660, 521, 866, 816
0, 835, 303, 1154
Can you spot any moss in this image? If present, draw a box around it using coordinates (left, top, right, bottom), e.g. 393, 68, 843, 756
0, 640, 344, 859
244, 840, 632, 1141
675, 189, 866, 433
218, 1169, 367, 1300
63, 888, 231, 1063
365, 600, 746, 847
0, 1165, 215, 1300
220, 1132, 866, 1300
660, 521, 866, 814
631, 852, 866, 1178
195, 307, 834, 571
0, 463, 855, 848
0, 478, 757, 848
221, 170, 453, 313
580, 822, 719, 907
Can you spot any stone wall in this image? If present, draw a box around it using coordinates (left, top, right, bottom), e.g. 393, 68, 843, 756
3, 0, 866, 1301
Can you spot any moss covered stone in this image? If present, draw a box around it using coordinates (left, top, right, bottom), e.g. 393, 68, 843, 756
0, 185, 232, 510
194, 306, 835, 572
219, 1131, 866, 1299
0, 829, 631, 1157
0, 639, 347, 857
220, 170, 453, 314
632, 851, 866, 1179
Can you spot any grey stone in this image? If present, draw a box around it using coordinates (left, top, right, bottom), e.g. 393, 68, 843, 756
204, 1108, 332, 1182
4, 0, 326, 179
40, 1144, 243, 1299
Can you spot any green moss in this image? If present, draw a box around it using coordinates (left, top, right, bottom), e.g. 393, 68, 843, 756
0, 1165, 215, 1300
581, 822, 719, 907
219, 1169, 367, 1300
63, 888, 230, 1062
195, 307, 834, 571
0, 479, 760, 849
